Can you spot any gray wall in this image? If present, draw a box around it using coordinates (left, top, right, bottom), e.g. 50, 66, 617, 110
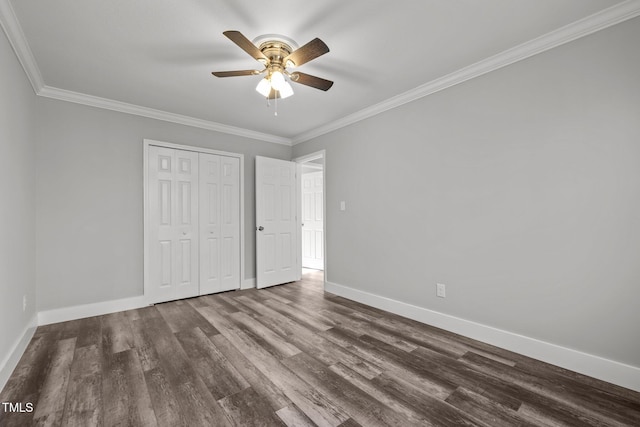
293, 17, 640, 367
35, 98, 291, 311
0, 27, 37, 368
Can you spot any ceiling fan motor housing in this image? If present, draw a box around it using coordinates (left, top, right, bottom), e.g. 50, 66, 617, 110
259, 41, 293, 69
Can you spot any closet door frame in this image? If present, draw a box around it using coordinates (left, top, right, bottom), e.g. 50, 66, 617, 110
143, 139, 245, 303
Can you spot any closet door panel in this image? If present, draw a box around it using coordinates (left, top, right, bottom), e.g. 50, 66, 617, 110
174, 150, 199, 299
149, 146, 174, 303
148, 147, 199, 303
220, 156, 240, 291
199, 153, 240, 294
199, 154, 222, 294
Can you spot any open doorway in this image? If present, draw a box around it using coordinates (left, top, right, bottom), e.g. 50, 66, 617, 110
295, 151, 326, 286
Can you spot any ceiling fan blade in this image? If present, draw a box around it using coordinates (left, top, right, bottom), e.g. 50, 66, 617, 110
284, 38, 329, 68
290, 72, 333, 91
212, 70, 260, 77
223, 30, 268, 63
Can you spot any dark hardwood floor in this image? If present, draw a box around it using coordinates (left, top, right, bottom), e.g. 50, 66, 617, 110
2, 269, 639, 426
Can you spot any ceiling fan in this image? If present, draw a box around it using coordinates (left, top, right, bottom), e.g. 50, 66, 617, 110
212, 31, 333, 100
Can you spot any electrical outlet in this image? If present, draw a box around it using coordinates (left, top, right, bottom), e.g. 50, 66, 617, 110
23, 295, 27, 312
436, 283, 446, 298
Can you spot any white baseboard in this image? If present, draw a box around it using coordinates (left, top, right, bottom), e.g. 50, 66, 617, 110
38, 295, 149, 326
0, 314, 37, 393
36, 284, 260, 325
242, 278, 256, 290
325, 281, 640, 392
36, 282, 262, 326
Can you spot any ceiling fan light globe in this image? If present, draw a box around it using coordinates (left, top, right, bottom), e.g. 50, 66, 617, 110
270, 71, 286, 91
279, 81, 294, 99
256, 78, 271, 97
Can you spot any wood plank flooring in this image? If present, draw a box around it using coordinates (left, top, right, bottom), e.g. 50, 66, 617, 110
2, 269, 639, 426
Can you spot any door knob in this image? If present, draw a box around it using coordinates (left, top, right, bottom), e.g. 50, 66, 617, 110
258, 226, 264, 231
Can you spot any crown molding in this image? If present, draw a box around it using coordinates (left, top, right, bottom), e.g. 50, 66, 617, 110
3, 0, 639, 147
0, 0, 43, 92
37, 86, 292, 145
1, 1, 291, 145
291, 0, 640, 145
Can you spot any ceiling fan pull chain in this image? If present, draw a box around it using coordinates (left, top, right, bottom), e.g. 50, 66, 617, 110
275, 93, 278, 117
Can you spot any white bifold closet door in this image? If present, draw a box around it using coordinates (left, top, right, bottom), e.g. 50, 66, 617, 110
199, 153, 240, 294
148, 146, 240, 304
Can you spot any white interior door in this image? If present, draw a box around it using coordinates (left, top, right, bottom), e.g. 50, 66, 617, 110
301, 171, 324, 270
148, 146, 199, 303
199, 153, 240, 294
256, 156, 299, 289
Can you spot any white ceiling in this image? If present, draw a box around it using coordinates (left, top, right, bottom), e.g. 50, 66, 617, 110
3, 0, 638, 145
